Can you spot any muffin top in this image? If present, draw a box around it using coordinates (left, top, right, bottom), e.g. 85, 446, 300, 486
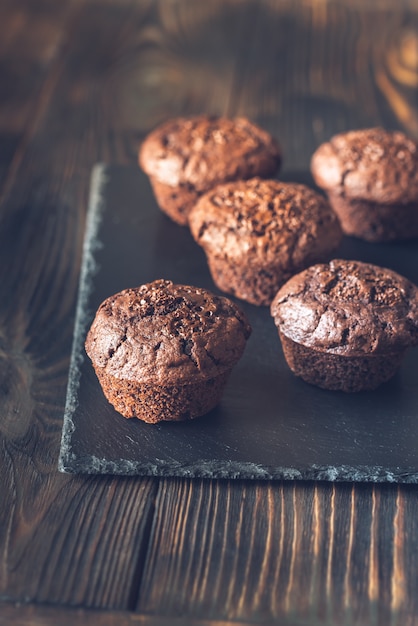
85, 280, 251, 385
189, 178, 342, 266
311, 128, 418, 204
139, 116, 280, 191
271, 259, 418, 356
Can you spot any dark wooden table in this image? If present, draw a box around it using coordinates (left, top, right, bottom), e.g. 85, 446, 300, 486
1, 1, 418, 624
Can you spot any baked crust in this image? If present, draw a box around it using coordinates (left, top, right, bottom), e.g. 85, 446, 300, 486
271, 259, 418, 356
86, 280, 251, 385
139, 116, 281, 225
311, 127, 418, 205
189, 178, 342, 305
139, 115, 281, 191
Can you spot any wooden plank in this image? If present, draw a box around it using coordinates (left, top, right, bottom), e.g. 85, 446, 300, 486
138, 482, 321, 620
0, 0, 160, 609
0, 601, 304, 626
104, 0, 262, 153
1, 476, 157, 608
137, 481, 418, 624
229, 0, 418, 170
0, 0, 80, 193
0, 0, 79, 131
138, 480, 308, 618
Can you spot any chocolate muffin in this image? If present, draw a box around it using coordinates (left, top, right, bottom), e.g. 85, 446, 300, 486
311, 127, 418, 241
270, 259, 418, 392
85, 280, 251, 423
139, 115, 281, 225
188, 178, 342, 306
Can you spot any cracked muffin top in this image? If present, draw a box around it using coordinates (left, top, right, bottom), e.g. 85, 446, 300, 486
270, 259, 418, 356
311, 128, 418, 204
189, 178, 342, 265
85, 280, 251, 385
139, 115, 281, 191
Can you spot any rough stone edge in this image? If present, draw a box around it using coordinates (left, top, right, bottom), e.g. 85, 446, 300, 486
58, 164, 107, 473
59, 455, 418, 483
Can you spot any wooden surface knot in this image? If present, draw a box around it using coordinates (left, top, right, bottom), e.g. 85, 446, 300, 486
377, 26, 418, 136
391, 29, 418, 86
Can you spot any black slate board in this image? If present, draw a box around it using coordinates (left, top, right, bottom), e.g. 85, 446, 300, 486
59, 164, 418, 482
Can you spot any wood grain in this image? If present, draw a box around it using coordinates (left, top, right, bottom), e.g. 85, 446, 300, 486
0, 0, 418, 624
0, 0, 159, 610
136, 481, 418, 624
0, 601, 301, 626
0, 0, 80, 195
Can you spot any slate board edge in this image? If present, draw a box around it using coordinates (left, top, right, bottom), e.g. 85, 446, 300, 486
58, 163, 108, 474
58, 452, 418, 483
